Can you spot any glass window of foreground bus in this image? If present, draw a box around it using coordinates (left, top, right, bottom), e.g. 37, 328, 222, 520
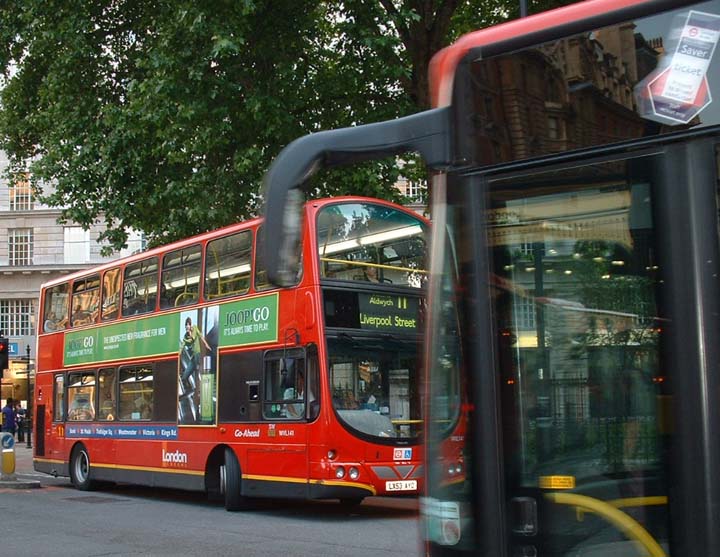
123, 257, 158, 316
119, 366, 153, 420
424, 2, 720, 554
205, 231, 252, 300
43, 283, 69, 333
161, 244, 202, 309
496, 160, 668, 555
429, 156, 675, 555
317, 202, 427, 287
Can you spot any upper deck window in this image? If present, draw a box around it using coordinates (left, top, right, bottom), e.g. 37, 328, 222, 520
43, 284, 69, 333
101, 268, 121, 321
123, 257, 158, 316
71, 275, 100, 327
205, 231, 252, 300
317, 203, 428, 288
161, 244, 202, 308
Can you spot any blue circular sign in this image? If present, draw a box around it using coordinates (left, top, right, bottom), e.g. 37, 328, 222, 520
1, 432, 14, 449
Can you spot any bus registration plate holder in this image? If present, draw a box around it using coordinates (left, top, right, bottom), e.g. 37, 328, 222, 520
386, 480, 417, 492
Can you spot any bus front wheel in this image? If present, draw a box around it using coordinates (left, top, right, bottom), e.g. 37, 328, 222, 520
222, 447, 250, 511
70, 445, 96, 491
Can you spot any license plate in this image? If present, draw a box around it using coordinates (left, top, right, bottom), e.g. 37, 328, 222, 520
386, 480, 418, 492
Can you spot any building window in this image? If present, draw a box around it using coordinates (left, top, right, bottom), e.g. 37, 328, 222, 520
397, 177, 425, 203
120, 230, 147, 258
0, 299, 34, 336
8, 228, 33, 266
514, 294, 536, 330
548, 116, 560, 140
64, 226, 90, 264
9, 174, 33, 211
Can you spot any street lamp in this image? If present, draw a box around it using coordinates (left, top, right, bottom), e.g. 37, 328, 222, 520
25, 344, 32, 449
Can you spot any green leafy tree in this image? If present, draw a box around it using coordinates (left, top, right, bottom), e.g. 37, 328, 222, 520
0, 0, 571, 250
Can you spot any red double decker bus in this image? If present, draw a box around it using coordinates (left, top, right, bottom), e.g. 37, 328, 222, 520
33, 196, 429, 510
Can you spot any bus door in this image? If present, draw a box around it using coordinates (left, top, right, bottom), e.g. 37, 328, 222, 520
430, 137, 720, 555
252, 347, 317, 497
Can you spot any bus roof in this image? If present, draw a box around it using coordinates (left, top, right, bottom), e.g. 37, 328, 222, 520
39, 195, 425, 289
429, 0, 694, 107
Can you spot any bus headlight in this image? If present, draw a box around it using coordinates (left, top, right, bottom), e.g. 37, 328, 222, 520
327, 449, 337, 460
349, 467, 360, 480
335, 466, 346, 479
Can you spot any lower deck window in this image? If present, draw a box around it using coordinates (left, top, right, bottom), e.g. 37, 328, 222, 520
67, 371, 96, 421
119, 366, 154, 420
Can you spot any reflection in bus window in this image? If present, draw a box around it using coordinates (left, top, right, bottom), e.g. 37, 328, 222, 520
487, 162, 668, 555
101, 268, 121, 321
67, 371, 96, 421
119, 366, 153, 420
71, 275, 101, 327
43, 283, 69, 332
123, 257, 158, 315
317, 203, 428, 287
98, 368, 117, 421
53, 374, 65, 421
161, 244, 202, 309
205, 231, 252, 299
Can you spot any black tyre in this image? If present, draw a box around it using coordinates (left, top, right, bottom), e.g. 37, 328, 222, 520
222, 447, 250, 511
70, 445, 96, 491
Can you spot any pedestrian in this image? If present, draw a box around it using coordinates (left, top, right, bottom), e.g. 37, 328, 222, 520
2, 397, 17, 438
15, 402, 25, 442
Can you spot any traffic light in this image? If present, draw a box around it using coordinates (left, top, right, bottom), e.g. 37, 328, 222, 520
0, 336, 8, 376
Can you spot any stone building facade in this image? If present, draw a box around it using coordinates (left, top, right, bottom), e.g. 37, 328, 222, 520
0, 151, 142, 404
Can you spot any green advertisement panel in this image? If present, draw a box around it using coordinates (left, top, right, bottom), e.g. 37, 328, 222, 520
218, 294, 278, 347
65, 314, 181, 366
64, 293, 279, 366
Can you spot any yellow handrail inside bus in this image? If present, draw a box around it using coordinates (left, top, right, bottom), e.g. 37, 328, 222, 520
175, 290, 195, 306
205, 244, 250, 299
545, 492, 666, 557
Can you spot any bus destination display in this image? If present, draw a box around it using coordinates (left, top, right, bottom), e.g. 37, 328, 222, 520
323, 289, 421, 333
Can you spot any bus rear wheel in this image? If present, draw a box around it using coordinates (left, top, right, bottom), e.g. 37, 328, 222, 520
70, 445, 96, 491
221, 447, 250, 511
